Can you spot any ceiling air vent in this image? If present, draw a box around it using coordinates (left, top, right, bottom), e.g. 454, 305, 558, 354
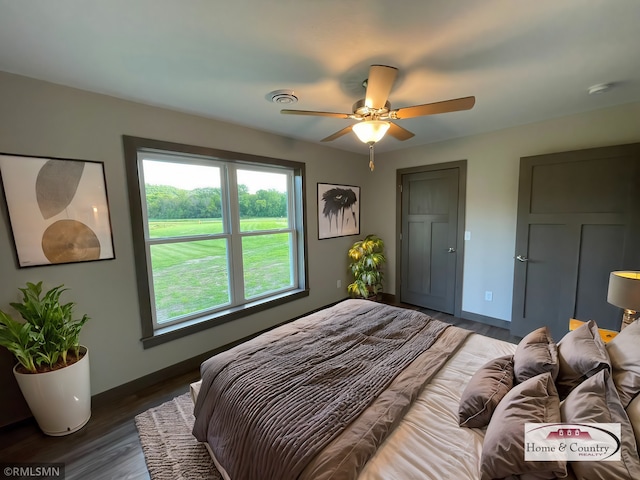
268, 89, 298, 105
588, 83, 613, 95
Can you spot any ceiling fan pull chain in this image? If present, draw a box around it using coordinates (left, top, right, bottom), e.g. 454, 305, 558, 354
369, 144, 375, 171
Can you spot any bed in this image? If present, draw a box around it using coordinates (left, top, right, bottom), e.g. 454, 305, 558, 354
191, 299, 640, 480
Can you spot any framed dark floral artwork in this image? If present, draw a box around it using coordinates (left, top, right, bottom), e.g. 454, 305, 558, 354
0, 153, 115, 267
317, 182, 360, 239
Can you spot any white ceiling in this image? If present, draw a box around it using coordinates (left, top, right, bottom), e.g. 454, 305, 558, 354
1, 0, 639, 153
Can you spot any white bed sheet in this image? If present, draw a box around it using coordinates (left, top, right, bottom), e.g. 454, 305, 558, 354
359, 333, 516, 480
191, 332, 517, 480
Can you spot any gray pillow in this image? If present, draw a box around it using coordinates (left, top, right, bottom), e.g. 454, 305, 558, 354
606, 320, 640, 408
556, 319, 610, 398
480, 372, 566, 480
561, 369, 640, 479
459, 355, 514, 428
513, 326, 559, 384
627, 394, 640, 454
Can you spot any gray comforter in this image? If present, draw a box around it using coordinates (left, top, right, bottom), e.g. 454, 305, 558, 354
192, 299, 470, 480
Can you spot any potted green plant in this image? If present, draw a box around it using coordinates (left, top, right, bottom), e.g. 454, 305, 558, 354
0, 281, 91, 436
347, 234, 386, 299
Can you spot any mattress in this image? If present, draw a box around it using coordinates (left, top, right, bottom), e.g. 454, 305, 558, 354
191, 330, 516, 480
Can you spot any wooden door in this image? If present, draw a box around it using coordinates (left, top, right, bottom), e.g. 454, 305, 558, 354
511, 143, 640, 340
399, 166, 463, 314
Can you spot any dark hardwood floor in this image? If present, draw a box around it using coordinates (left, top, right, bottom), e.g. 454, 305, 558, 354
0, 301, 519, 479
0, 368, 200, 480
392, 300, 523, 344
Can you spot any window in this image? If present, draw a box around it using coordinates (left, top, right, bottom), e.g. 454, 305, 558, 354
123, 137, 308, 347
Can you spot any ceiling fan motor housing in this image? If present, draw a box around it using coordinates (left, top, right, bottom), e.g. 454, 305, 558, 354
352, 99, 391, 119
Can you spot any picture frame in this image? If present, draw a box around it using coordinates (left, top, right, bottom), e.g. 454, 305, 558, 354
0, 153, 115, 267
317, 182, 360, 239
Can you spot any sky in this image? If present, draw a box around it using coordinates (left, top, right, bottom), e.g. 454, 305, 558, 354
142, 160, 287, 193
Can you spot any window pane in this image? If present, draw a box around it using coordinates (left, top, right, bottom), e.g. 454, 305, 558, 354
126, 137, 307, 343
150, 239, 230, 323
143, 159, 223, 238
237, 169, 288, 232
243, 233, 292, 298
148, 219, 224, 239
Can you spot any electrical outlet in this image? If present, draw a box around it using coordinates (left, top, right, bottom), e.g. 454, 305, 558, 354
337, 279, 342, 289
485, 291, 493, 302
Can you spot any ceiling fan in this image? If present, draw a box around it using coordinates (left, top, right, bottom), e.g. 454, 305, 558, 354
281, 65, 475, 170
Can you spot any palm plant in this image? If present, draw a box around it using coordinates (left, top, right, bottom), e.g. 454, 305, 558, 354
347, 234, 386, 298
0, 282, 89, 374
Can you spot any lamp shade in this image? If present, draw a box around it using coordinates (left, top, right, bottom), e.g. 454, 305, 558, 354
352, 120, 390, 144
607, 271, 640, 311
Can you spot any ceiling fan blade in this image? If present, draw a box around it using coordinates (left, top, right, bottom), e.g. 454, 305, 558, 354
365, 65, 398, 110
321, 125, 354, 142
387, 122, 415, 141
393, 96, 476, 120
281, 109, 351, 119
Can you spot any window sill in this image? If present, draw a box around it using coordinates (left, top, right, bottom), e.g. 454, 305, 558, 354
141, 289, 309, 349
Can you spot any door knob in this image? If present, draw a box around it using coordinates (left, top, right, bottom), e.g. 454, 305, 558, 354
516, 255, 529, 262
447, 247, 456, 253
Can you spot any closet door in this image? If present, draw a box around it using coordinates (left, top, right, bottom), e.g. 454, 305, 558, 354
511, 143, 640, 340
399, 164, 464, 315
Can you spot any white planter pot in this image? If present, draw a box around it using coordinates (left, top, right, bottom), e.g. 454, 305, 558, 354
13, 346, 91, 436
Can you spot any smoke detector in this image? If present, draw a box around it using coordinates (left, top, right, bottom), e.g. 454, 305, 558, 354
588, 83, 613, 95
268, 89, 298, 104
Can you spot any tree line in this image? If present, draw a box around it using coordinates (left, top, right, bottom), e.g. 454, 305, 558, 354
145, 184, 287, 219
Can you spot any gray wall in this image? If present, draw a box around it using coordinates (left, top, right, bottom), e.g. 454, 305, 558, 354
371, 101, 640, 322
0, 72, 365, 394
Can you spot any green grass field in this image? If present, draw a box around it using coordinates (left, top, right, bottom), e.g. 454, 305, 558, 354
148, 218, 288, 238
149, 218, 291, 323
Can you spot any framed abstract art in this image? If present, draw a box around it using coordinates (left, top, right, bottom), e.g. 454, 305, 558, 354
317, 182, 360, 239
0, 153, 115, 267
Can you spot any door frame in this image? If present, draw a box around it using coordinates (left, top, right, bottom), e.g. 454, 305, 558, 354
395, 160, 467, 317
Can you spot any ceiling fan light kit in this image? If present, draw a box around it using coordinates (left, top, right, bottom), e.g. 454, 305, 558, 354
280, 65, 476, 170
352, 120, 390, 144
353, 120, 391, 172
